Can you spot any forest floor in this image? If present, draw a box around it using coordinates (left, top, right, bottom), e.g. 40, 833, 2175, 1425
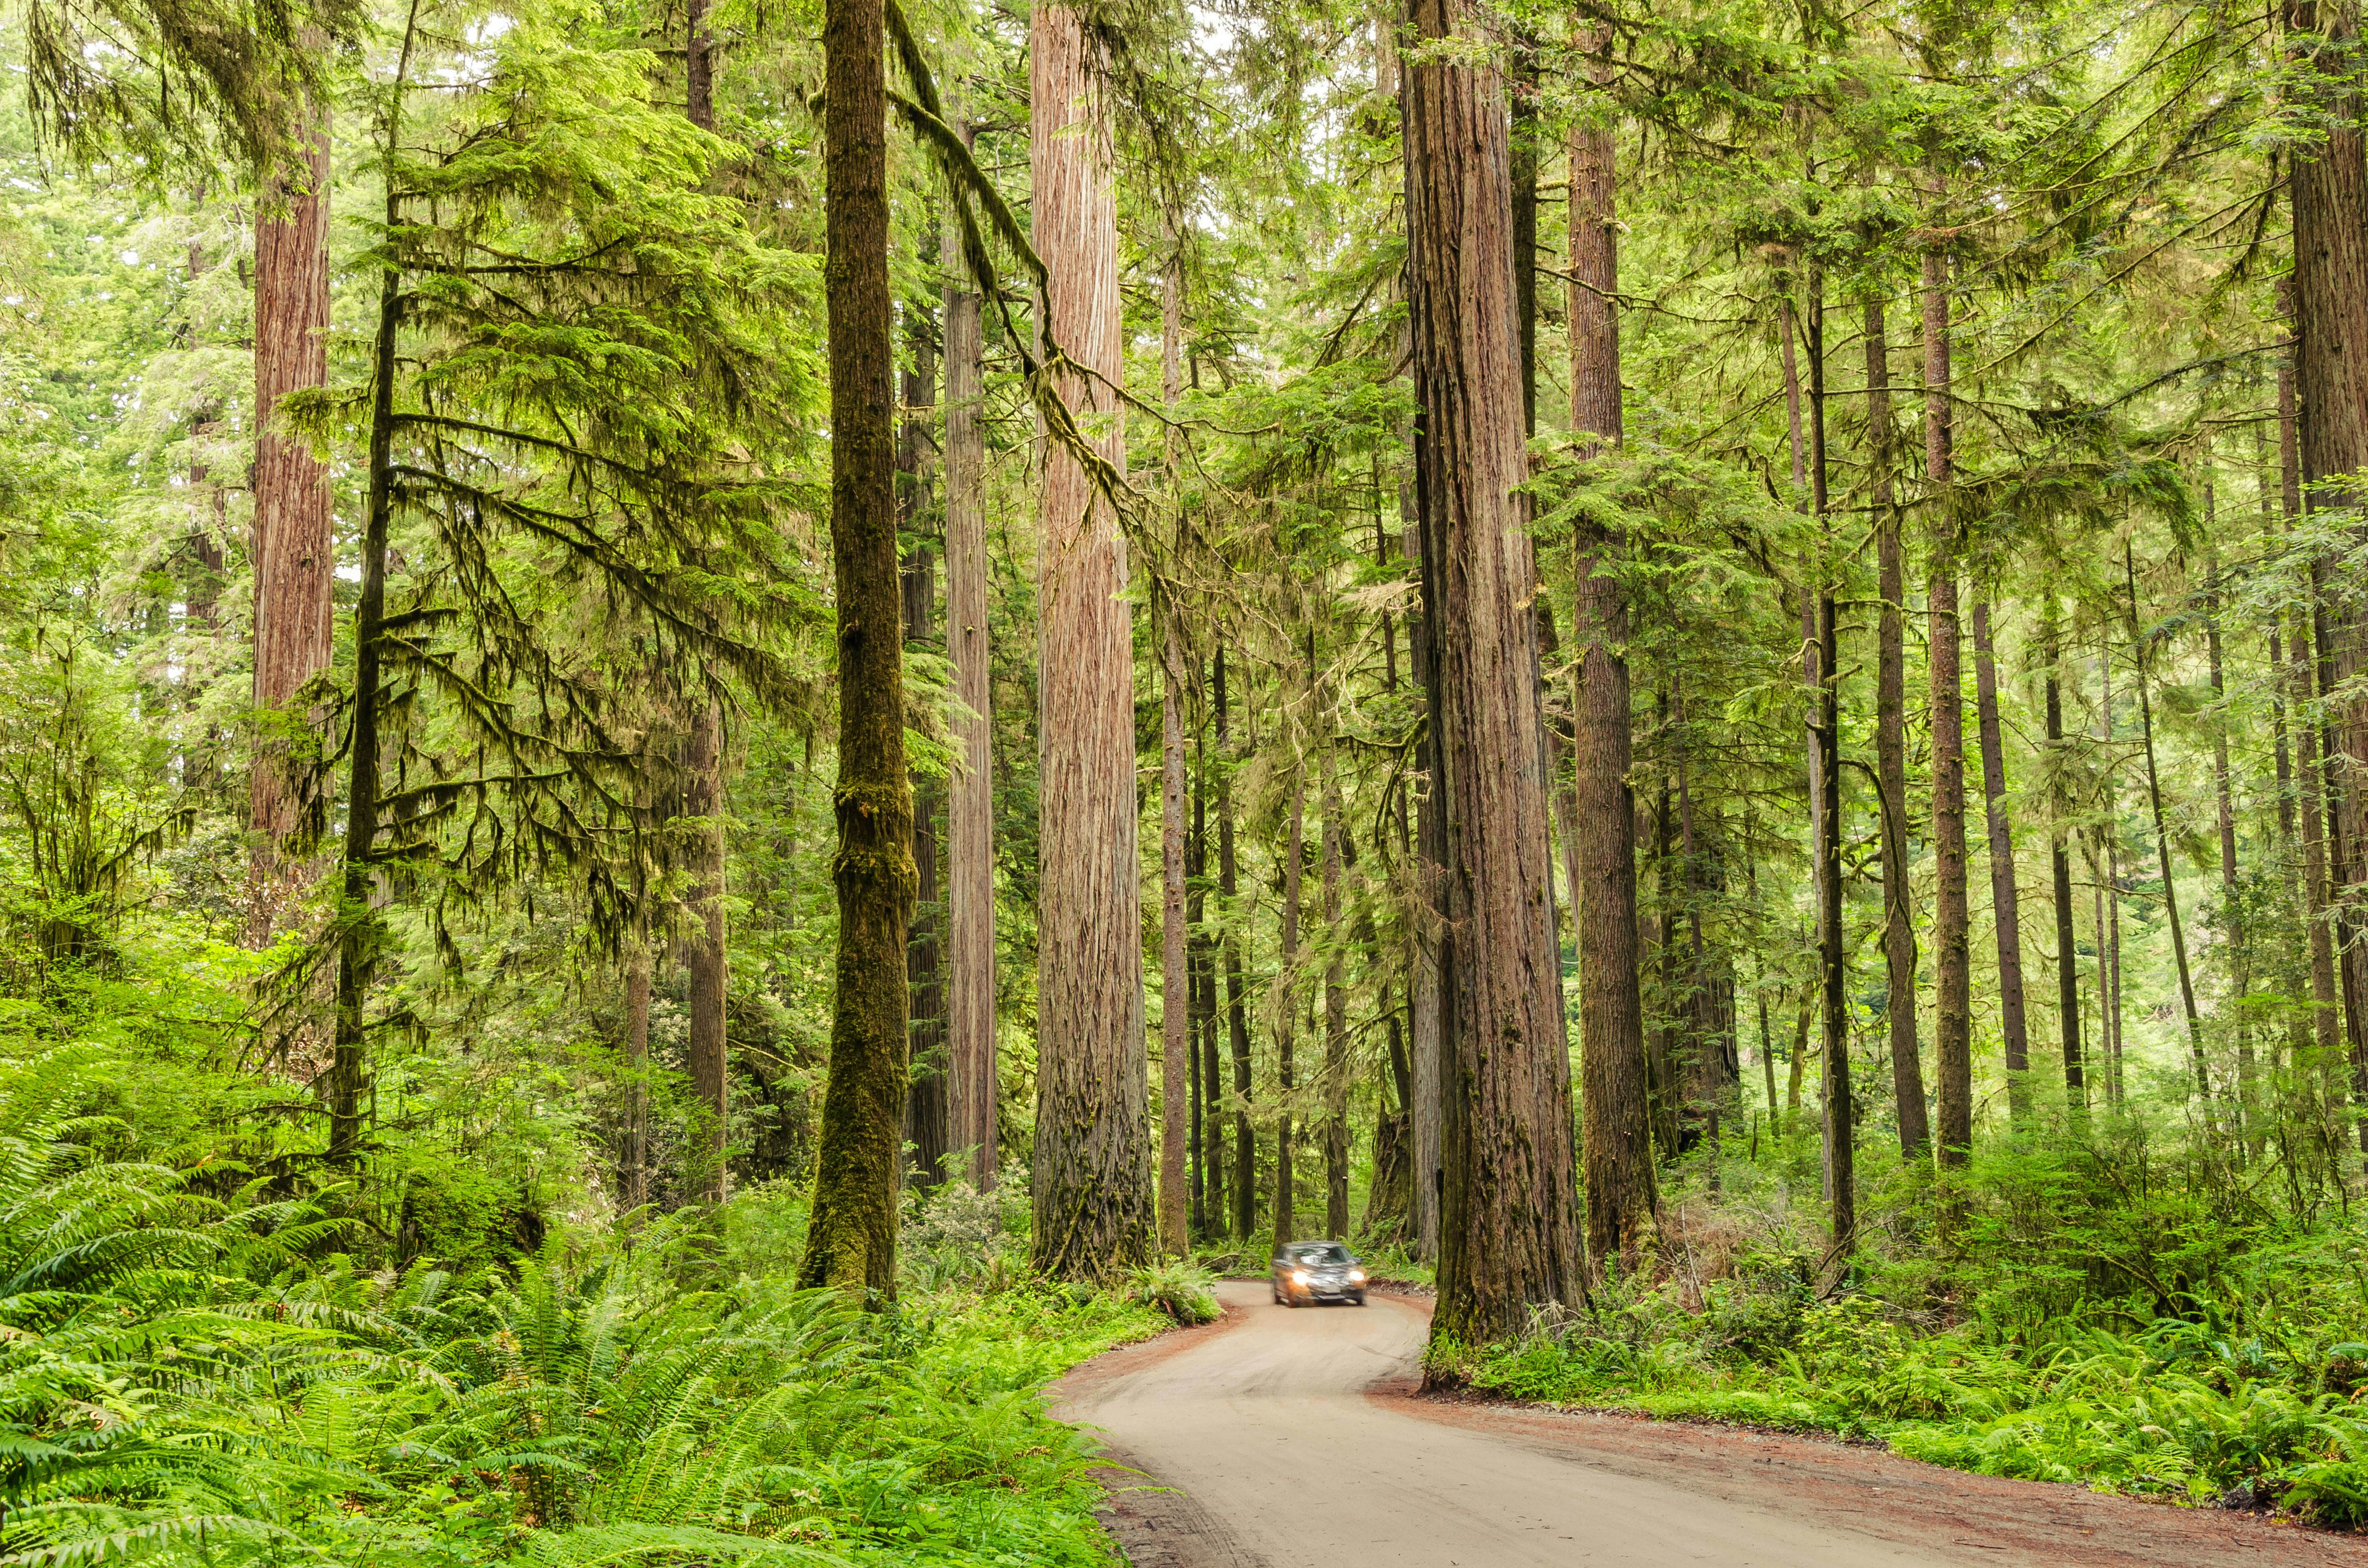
1052, 1280, 2368, 1568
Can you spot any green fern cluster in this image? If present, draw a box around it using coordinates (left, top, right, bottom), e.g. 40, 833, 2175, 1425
0, 1063, 1144, 1568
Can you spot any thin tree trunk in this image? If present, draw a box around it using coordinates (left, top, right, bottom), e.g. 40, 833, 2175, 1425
1972, 601, 2031, 1123
2127, 543, 2209, 1097
679, 0, 731, 1206
1566, 45, 1653, 1279
1029, 1, 1152, 1281
1322, 745, 1350, 1240
941, 135, 996, 1188
621, 934, 651, 1208
799, 0, 910, 1294
1275, 743, 1307, 1252
1157, 234, 1191, 1256
1218, 647, 1257, 1242
247, 102, 335, 948
1160, 623, 1190, 1254
2044, 602, 2084, 1113
2205, 535, 2255, 1140
1189, 728, 1211, 1236
1868, 300, 1928, 1158
901, 315, 948, 1189
1406, 0, 1581, 1343
683, 701, 729, 1200
328, 163, 406, 1168
1924, 245, 1974, 1171
2099, 645, 2126, 1103
1807, 280, 1849, 1251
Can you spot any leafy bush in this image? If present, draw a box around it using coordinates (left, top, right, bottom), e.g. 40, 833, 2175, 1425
1128, 1258, 1221, 1325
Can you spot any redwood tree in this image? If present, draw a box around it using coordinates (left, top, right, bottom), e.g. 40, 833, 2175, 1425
1406, 0, 1581, 1344
1029, 2, 1153, 1280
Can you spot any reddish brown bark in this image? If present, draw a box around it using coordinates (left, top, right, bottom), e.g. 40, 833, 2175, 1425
1406, 0, 1581, 1342
941, 148, 996, 1188
247, 106, 334, 947
1924, 246, 1973, 1170
1566, 58, 1653, 1280
1029, 3, 1152, 1279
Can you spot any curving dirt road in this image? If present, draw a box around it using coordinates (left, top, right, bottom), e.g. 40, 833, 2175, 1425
1053, 1280, 2368, 1568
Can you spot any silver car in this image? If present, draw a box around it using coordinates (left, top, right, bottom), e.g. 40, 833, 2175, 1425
1270, 1241, 1368, 1306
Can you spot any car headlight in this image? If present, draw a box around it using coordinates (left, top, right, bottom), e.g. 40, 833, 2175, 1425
1349, 1270, 1366, 1283
1292, 1270, 1310, 1285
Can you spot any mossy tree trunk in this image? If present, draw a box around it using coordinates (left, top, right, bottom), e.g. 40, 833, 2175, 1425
799, 0, 912, 1298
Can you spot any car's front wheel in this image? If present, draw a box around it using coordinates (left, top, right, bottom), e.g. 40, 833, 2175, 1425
1353, 1291, 1367, 1306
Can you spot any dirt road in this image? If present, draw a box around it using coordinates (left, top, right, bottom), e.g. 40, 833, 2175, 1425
1053, 1280, 2368, 1568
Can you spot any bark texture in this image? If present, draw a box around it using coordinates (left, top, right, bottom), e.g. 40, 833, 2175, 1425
1030, 1, 1152, 1280
247, 106, 335, 947
1867, 302, 1928, 1158
1971, 601, 2030, 1120
1566, 64, 1653, 1280
799, 0, 912, 1295
1924, 247, 1973, 1170
1405, 0, 1581, 1343
941, 172, 996, 1188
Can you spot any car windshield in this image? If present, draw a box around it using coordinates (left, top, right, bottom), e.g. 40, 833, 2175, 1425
1294, 1245, 1350, 1266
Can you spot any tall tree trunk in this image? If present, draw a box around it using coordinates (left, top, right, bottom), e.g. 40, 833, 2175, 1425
678, 0, 731, 1206
1029, 2, 1152, 1280
901, 317, 948, 1188
1322, 746, 1350, 1240
1972, 601, 2031, 1123
1274, 745, 1306, 1252
2290, 352, 2345, 1091
1806, 280, 1849, 1250
621, 934, 652, 1207
1218, 647, 1257, 1242
1157, 235, 1191, 1256
2287, 0, 2368, 1140
2099, 645, 2126, 1103
1566, 47, 1653, 1279
328, 169, 405, 1168
2127, 543, 2209, 1098
683, 703, 729, 1200
1924, 246, 1973, 1171
1189, 724, 1212, 1236
1160, 623, 1190, 1254
799, 0, 911, 1294
1405, 0, 1581, 1343
2205, 536, 2255, 1140
1868, 300, 1928, 1158
247, 104, 335, 948
941, 137, 996, 1188
2044, 603, 2084, 1113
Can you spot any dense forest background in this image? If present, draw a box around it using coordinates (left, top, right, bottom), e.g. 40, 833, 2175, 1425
9, 0, 2368, 1551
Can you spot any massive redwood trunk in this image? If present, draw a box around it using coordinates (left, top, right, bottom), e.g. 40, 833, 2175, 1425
799, 0, 911, 1294
247, 107, 335, 948
1867, 302, 1929, 1157
1406, 0, 1581, 1344
941, 160, 996, 1188
2287, 0, 2368, 1141
1924, 246, 1973, 1171
1566, 57, 1653, 1280
1029, 3, 1153, 1279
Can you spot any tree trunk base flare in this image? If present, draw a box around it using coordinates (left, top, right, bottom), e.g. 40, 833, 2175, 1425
1406, 0, 1582, 1350
799, 0, 912, 1301
1028, 0, 1154, 1284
